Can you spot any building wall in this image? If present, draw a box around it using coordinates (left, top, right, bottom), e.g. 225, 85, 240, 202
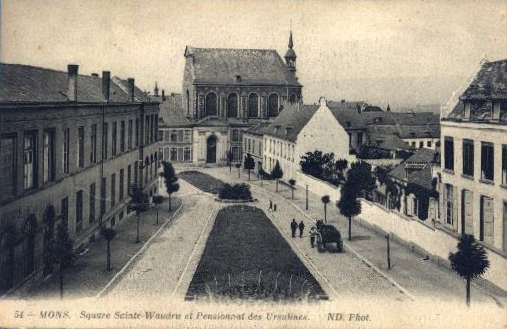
297, 102, 353, 162
263, 135, 297, 181
243, 133, 263, 173
0, 102, 160, 294
160, 127, 193, 163
440, 121, 507, 254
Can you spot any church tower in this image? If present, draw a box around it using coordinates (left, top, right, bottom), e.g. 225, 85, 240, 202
153, 82, 159, 97
284, 31, 297, 72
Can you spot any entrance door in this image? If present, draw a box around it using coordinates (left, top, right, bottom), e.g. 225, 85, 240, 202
206, 135, 217, 163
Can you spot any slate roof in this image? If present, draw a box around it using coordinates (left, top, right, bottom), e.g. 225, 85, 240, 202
460, 59, 507, 100
389, 149, 438, 190
264, 103, 318, 142
365, 124, 439, 139
327, 103, 367, 130
245, 122, 272, 136
366, 131, 412, 151
184, 46, 301, 87
361, 111, 439, 126
158, 95, 192, 128
0, 63, 149, 104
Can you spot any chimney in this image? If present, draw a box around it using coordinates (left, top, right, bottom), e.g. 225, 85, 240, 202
102, 71, 111, 102
127, 78, 135, 102
67, 64, 79, 102
162, 89, 166, 101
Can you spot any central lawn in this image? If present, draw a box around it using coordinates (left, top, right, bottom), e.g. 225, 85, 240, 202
179, 171, 225, 194
186, 205, 327, 302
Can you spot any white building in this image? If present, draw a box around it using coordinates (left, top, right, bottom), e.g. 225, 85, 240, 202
440, 60, 507, 288
263, 98, 364, 180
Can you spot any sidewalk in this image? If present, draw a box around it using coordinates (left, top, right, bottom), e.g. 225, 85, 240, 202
203, 167, 506, 307
12, 197, 182, 300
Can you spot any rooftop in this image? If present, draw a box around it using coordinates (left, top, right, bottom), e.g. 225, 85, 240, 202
264, 103, 318, 142
0, 63, 149, 104
184, 46, 301, 87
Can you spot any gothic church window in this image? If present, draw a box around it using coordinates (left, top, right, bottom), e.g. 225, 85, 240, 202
205, 92, 217, 117
268, 93, 279, 117
248, 93, 259, 118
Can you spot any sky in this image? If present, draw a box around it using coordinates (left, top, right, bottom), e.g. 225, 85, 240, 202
2, 0, 507, 108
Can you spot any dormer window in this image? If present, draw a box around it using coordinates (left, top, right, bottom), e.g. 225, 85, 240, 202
235, 75, 242, 82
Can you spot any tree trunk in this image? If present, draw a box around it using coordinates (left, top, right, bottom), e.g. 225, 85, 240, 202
276, 180, 279, 192
291, 188, 294, 200
238, 167, 240, 178
324, 205, 327, 223
59, 264, 64, 299
248, 170, 251, 181
156, 207, 159, 225
348, 216, 352, 241
466, 277, 471, 307
136, 214, 140, 243
168, 194, 172, 211
107, 240, 111, 272
229, 164, 231, 172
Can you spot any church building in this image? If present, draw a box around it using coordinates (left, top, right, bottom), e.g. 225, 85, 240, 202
159, 32, 303, 165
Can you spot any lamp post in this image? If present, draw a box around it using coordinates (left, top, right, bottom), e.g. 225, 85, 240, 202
385, 233, 391, 270
305, 184, 309, 210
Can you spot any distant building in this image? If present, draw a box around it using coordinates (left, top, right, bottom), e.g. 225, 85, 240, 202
440, 59, 507, 253
158, 32, 303, 166
242, 122, 270, 174
0, 63, 160, 294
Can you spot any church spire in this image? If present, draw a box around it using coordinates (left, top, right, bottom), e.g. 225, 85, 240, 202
154, 82, 159, 97
284, 30, 296, 72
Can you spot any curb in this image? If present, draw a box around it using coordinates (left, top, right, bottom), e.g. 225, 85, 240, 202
95, 202, 184, 298
255, 183, 415, 302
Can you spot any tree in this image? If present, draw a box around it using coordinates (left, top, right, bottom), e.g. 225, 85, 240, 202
449, 234, 490, 306
152, 195, 164, 225
226, 150, 233, 172
271, 160, 283, 192
243, 154, 255, 181
235, 163, 241, 178
101, 227, 116, 272
161, 161, 179, 211
337, 182, 361, 241
52, 221, 74, 299
300, 150, 334, 179
347, 161, 376, 198
288, 179, 296, 200
129, 187, 149, 243
335, 159, 348, 182
321, 195, 330, 223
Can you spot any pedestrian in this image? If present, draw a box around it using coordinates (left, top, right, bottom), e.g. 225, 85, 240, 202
298, 220, 305, 238
290, 219, 297, 238
309, 225, 318, 248
268, 200, 273, 211
273, 203, 277, 212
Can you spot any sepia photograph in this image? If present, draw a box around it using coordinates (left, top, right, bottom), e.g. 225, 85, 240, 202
0, 0, 506, 328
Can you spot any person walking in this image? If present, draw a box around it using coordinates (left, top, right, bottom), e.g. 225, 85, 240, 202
298, 221, 305, 238
273, 203, 277, 212
309, 225, 318, 248
268, 200, 273, 212
290, 219, 297, 238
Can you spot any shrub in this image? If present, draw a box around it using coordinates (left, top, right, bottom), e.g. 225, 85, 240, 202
218, 183, 252, 200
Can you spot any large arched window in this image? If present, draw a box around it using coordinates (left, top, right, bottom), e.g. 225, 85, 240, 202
205, 92, 217, 117
186, 90, 190, 116
268, 93, 279, 117
227, 93, 238, 118
248, 93, 259, 118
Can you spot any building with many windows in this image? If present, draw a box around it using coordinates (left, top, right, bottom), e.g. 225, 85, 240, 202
159, 32, 303, 166
440, 59, 507, 262
0, 63, 160, 294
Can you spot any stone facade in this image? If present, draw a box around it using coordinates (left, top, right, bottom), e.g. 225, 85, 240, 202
0, 65, 160, 295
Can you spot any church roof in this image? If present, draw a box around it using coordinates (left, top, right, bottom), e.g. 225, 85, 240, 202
460, 59, 507, 100
184, 46, 301, 87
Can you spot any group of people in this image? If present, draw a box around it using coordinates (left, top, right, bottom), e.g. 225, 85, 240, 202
267, 199, 320, 248
291, 219, 320, 248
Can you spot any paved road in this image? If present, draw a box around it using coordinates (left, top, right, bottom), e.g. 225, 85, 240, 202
106, 180, 218, 299
203, 167, 505, 307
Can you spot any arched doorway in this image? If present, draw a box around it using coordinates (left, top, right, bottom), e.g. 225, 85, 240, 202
206, 135, 218, 163
22, 215, 37, 277
43, 206, 56, 276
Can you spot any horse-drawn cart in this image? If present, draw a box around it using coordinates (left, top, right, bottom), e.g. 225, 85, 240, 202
315, 220, 343, 252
